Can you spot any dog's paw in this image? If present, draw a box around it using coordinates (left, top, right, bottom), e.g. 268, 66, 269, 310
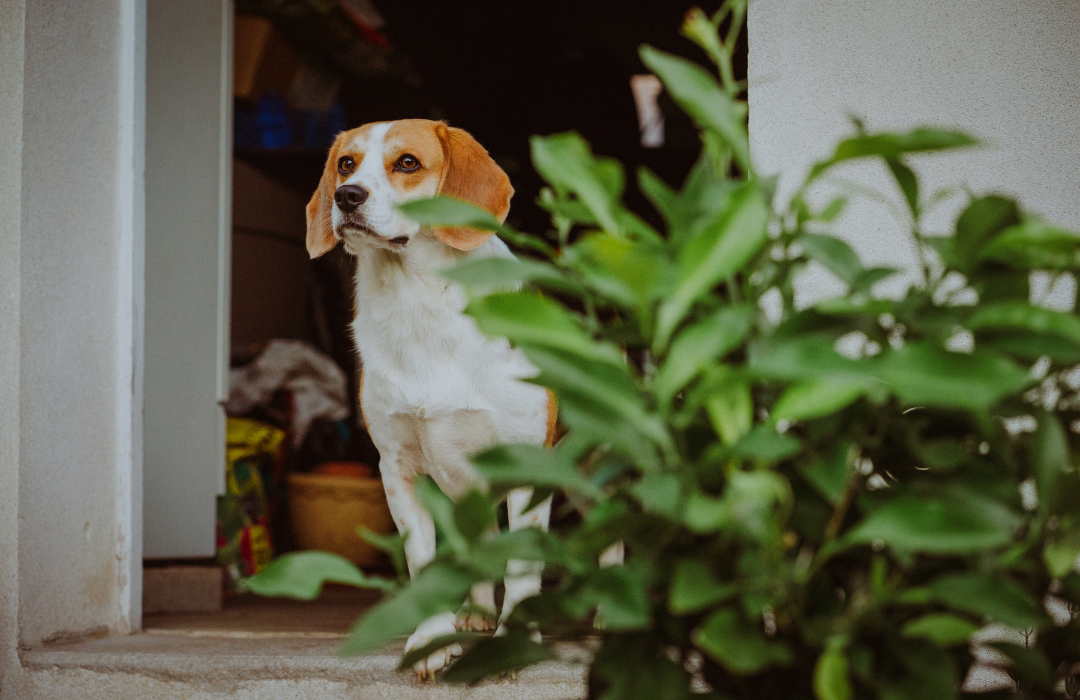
456, 610, 496, 632
408, 641, 462, 681
405, 612, 460, 681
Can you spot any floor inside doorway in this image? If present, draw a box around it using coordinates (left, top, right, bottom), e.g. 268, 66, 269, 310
142, 585, 381, 637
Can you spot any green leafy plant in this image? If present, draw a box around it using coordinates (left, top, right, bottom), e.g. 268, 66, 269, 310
247, 3, 1080, 697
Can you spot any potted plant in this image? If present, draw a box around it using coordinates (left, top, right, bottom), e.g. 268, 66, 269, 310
247, 3, 1080, 697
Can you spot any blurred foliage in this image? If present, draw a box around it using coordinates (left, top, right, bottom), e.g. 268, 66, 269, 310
247, 3, 1080, 697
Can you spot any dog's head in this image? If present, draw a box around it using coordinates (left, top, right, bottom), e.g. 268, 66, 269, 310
305, 119, 513, 258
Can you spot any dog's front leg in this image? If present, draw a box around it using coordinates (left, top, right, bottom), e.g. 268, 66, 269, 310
498, 486, 552, 637
380, 464, 460, 679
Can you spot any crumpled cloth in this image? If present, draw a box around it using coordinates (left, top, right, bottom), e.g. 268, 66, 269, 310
226, 339, 350, 447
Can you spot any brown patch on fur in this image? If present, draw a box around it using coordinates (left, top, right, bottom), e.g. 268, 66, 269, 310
545, 389, 561, 447
306, 123, 383, 259
383, 120, 447, 197
432, 123, 514, 251
358, 368, 370, 429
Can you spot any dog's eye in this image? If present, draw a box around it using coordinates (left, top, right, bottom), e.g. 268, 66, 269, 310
395, 154, 420, 172
337, 156, 355, 175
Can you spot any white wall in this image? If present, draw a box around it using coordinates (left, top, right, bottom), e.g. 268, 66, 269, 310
0, 0, 144, 685
749, 0, 1080, 305
0, 0, 27, 692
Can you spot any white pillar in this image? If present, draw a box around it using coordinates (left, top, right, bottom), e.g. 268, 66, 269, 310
0, 0, 145, 677
0, 0, 28, 692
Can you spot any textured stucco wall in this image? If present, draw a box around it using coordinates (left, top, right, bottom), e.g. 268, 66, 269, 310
0, 0, 27, 693
1, 3, 142, 686
749, 0, 1080, 305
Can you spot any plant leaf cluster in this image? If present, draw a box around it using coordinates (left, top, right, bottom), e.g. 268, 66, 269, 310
246, 3, 1080, 697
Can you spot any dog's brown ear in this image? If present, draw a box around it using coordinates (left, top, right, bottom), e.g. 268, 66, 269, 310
434, 124, 513, 251
306, 152, 339, 259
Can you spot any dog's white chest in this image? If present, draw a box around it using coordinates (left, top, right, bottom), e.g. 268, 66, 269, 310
350, 237, 544, 426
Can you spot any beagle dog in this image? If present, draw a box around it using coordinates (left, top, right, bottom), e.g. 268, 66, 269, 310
305, 120, 556, 678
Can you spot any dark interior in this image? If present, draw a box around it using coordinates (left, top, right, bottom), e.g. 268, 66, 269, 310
238, 1, 745, 233
223, 0, 746, 573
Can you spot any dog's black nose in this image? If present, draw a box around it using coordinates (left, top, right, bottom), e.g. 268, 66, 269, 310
334, 184, 369, 213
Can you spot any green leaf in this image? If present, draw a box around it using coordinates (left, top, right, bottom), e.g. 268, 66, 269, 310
668, 558, 736, 615
797, 441, 854, 505
879, 640, 959, 700
639, 45, 751, 173
467, 292, 624, 367
655, 182, 768, 350
469, 527, 571, 578
814, 641, 853, 700
978, 217, 1080, 270
901, 613, 979, 646
397, 195, 502, 230
929, 573, 1046, 629
441, 256, 584, 297
771, 377, 869, 423
630, 472, 682, 518
819, 197, 848, 222
413, 476, 467, 555
452, 489, 497, 542
801, 233, 864, 286
705, 377, 754, 445
924, 235, 958, 269
397, 632, 482, 671
909, 437, 965, 471
693, 608, 792, 674
567, 567, 651, 631
637, 166, 680, 231
357, 528, 407, 578
953, 196, 1021, 270
847, 488, 1021, 555
570, 232, 666, 312
985, 331, 1080, 363
813, 297, 895, 317
684, 490, 727, 534
241, 550, 395, 599
851, 266, 898, 292
530, 132, 622, 234
471, 444, 603, 500
809, 128, 977, 181
680, 7, 727, 72
654, 304, 753, 408
873, 343, 1031, 412
972, 269, 1031, 304
1044, 525, 1080, 579
684, 158, 741, 235
523, 347, 669, 453
685, 471, 791, 540
442, 631, 556, 683
988, 643, 1055, 691
1031, 412, 1073, 514
340, 562, 478, 655
591, 636, 694, 700
967, 301, 1080, 345
750, 335, 869, 383
886, 158, 918, 214
732, 425, 802, 463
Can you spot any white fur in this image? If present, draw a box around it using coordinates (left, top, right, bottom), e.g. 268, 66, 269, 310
336, 122, 552, 677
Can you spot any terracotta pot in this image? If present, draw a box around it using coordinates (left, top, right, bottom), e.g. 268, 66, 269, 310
287, 472, 395, 567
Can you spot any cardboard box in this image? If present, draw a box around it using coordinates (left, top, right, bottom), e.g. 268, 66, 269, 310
234, 15, 300, 101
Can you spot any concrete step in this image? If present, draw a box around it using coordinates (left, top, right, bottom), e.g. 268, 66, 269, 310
19, 631, 589, 700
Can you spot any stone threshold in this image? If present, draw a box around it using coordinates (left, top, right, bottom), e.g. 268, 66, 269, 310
20, 631, 590, 700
